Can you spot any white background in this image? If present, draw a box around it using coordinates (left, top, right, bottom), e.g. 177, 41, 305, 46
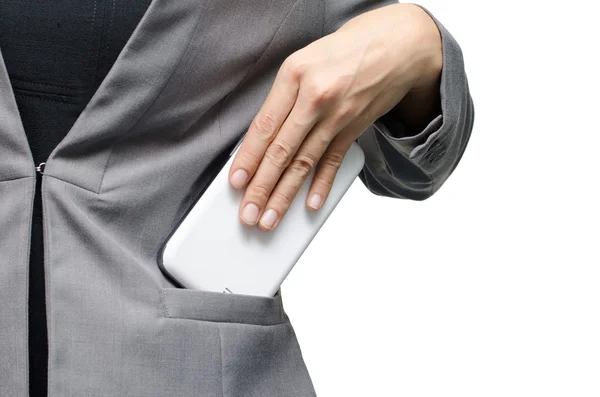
283, 1, 600, 396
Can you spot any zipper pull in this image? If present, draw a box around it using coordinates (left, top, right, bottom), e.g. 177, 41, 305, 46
35, 162, 46, 175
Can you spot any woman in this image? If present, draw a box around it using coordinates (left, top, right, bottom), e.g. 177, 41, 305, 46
0, 0, 473, 396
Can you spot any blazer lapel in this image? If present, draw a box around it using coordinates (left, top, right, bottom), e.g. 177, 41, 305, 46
43, 0, 209, 193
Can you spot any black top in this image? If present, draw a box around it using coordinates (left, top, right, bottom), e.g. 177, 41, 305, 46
0, 1, 151, 395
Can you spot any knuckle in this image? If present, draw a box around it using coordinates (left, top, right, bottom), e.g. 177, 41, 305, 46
312, 131, 333, 149
238, 149, 261, 169
283, 52, 308, 78
253, 112, 279, 140
265, 141, 293, 168
290, 113, 313, 130
271, 190, 293, 208
334, 103, 358, 124
289, 155, 316, 177
249, 184, 270, 203
307, 80, 336, 107
320, 151, 344, 170
313, 174, 333, 190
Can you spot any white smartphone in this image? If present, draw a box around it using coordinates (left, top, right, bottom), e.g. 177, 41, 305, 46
157, 136, 365, 297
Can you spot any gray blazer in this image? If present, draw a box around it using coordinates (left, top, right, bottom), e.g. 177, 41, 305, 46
0, 0, 473, 395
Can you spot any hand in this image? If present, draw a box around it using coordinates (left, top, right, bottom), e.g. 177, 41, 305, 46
228, 3, 442, 231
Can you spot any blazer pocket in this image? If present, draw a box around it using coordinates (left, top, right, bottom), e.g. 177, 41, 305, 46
159, 288, 316, 395
160, 287, 287, 326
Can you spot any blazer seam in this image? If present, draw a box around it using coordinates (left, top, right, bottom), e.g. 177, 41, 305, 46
218, 323, 225, 397
42, 174, 99, 194
0, 175, 34, 184
159, 289, 170, 318
97, 6, 207, 195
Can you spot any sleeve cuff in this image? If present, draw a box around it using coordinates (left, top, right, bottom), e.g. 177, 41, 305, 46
372, 113, 443, 159
370, 3, 467, 169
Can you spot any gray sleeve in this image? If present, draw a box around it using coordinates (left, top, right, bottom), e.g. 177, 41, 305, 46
325, 1, 475, 200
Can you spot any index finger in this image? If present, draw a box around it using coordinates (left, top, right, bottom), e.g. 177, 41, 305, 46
228, 64, 299, 189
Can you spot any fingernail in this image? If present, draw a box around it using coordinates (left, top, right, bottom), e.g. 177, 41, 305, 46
308, 193, 322, 209
242, 203, 259, 224
231, 169, 248, 188
259, 209, 278, 229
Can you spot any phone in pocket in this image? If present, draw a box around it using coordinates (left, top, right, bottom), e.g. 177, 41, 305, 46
158, 136, 365, 297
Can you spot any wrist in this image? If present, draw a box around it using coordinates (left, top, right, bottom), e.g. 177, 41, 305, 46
408, 4, 443, 91
386, 5, 442, 132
